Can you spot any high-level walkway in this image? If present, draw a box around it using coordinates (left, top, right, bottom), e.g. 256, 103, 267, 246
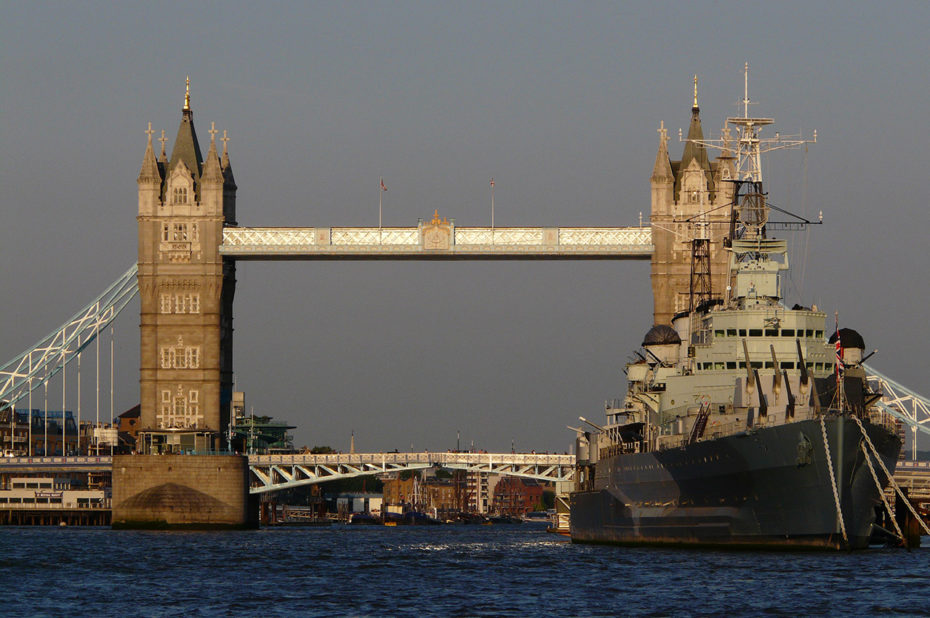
220, 225, 653, 259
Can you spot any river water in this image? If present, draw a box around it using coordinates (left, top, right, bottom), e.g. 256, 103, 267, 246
2, 525, 928, 616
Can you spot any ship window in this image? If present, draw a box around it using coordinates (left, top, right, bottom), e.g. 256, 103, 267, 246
805, 330, 814, 338
749, 329, 762, 337
750, 362, 762, 369
807, 362, 814, 369
815, 330, 824, 339
764, 362, 773, 369
739, 329, 747, 337
814, 363, 823, 371
715, 330, 725, 338
738, 362, 745, 369
782, 329, 794, 337
726, 362, 736, 369
780, 361, 794, 369
725, 329, 735, 337
715, 362, 725, 370
765, 329, 778, 337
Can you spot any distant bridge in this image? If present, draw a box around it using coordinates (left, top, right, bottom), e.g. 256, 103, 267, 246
247, 451, 576, 494
0, 452, 576, 495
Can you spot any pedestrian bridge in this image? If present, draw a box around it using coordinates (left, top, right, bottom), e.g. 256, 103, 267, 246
0, 452, 576, 495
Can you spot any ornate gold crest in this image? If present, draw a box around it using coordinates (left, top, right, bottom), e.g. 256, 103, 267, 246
420, 209, 453, 251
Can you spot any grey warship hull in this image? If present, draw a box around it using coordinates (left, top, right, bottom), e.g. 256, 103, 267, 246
570, 417, 900, 550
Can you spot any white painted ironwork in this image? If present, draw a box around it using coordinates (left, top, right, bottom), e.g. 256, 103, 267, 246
0, 456, 113, 471
865, 363, 930, 461
247, 451, 575, 494
0, 265, 138, 412
221, 226, 653, 259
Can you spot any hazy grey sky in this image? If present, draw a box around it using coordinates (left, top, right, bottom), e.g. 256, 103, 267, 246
2, 1, 928, 452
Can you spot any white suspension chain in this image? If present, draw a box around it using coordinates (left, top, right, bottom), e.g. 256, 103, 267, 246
859, 441, 903, 542
852, 416, 930, 537
820, 415, 848, 546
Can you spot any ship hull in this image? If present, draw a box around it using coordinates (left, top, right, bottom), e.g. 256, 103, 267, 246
570, 417, 900, 550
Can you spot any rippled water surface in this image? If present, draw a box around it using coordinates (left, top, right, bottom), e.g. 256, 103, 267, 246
2, 525, 928, 616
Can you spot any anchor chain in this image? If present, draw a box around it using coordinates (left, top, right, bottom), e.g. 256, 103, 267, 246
860, 441, 904, 542
852, 415, 930, 537
820, 415, 849, 546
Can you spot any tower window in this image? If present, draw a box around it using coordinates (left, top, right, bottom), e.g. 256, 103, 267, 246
172, 186, 189, 205
158, 344, 201, 369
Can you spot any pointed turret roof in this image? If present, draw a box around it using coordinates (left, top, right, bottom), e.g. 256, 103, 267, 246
220, 129, 237, 191
680, 77, 709, 172
651, 121, 673, 182
167, 77, 204, 198
674, 75, 715, 200
201, 122, 224, 185
137, 122, 162, 184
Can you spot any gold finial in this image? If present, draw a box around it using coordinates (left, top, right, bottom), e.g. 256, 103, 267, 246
221, 129, 229, 151
145, 121, 154, 143
184, 75, 191, 111
693, 74, 698, 108
430, 209, 449, 225
657, 120, 668, 144
208, 121, 218, 145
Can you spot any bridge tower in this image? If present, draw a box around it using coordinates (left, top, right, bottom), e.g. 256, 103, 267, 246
649, 77, 734, 326
136, 79, 237, 451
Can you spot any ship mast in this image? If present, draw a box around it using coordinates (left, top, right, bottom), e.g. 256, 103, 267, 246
682, 64, 817, 306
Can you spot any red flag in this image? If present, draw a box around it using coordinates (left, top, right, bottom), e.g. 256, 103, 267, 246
834, 317, 843, 380
380, 178, 387, 192
490, 178, 495, 188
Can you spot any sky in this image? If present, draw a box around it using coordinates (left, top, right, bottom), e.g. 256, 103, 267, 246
1, 1, 928, 454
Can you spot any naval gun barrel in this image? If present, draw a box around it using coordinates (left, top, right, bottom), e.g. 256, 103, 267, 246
579, 416, 606, 432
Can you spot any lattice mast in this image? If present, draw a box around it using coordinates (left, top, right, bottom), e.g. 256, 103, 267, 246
683, 63, 816, 302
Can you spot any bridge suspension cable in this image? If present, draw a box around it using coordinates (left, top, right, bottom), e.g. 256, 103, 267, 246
864, 363, 930, 460
0, 264, 139, 412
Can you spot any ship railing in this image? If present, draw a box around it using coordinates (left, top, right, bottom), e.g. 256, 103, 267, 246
599, 441, 642, 459
656, 434, 687, 450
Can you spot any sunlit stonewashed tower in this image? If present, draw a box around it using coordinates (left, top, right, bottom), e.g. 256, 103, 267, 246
650, 77, 735, 326
136, 79, 237, 452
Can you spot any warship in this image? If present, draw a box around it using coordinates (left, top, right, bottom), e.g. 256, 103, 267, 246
570, 70, 902, 550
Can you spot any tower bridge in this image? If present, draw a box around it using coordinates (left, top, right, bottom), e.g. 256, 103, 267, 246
2, 78, 929, 489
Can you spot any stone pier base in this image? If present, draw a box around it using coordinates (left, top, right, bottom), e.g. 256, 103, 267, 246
112, 454, 258, 529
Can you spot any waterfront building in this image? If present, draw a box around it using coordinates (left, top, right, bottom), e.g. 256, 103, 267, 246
491, 477, 545, 516
0, 409, 78, 456
0, 475, 111, 526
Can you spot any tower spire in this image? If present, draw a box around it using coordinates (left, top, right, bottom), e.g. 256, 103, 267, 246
137, 122, 160, 183
184, 75, 191, 111
693, 74, 698, 109
159, 129, 167, 162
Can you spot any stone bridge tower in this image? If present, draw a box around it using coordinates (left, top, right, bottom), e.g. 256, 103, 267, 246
136, 80, 237, 451
650, 78, 735, 326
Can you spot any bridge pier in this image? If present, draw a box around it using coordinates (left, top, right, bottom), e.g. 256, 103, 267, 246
112, 454, 257, 529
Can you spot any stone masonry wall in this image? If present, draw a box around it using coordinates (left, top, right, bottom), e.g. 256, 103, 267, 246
112, 454, 257, 528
